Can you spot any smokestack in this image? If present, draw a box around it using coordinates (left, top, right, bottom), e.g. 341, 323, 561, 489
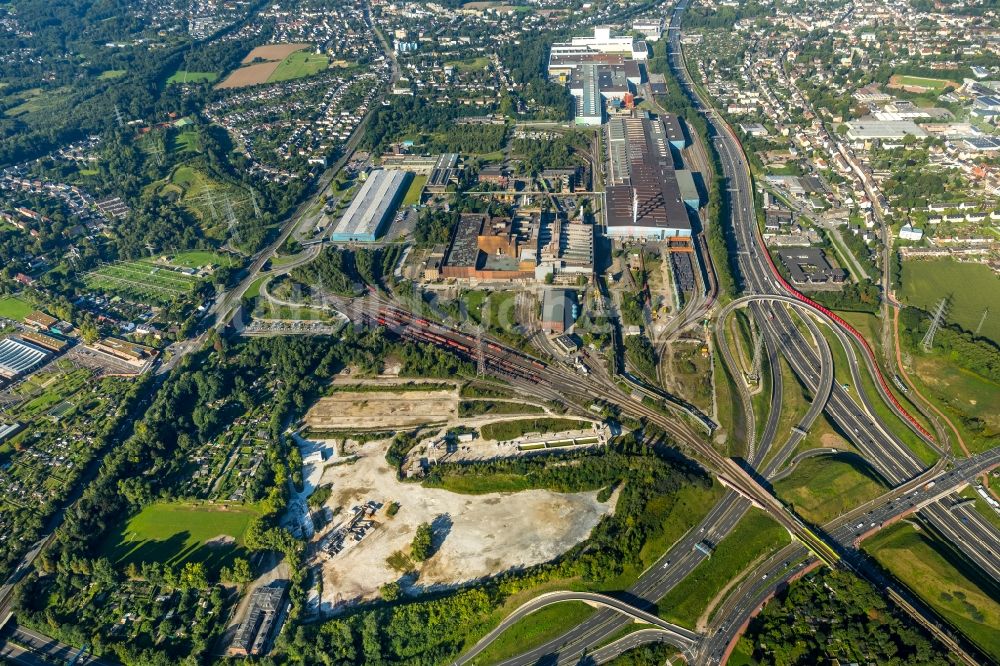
632, 187, 638, 226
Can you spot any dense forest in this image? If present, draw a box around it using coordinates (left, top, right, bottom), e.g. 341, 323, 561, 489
736, 568, 953, 665
15, 331, 470, 663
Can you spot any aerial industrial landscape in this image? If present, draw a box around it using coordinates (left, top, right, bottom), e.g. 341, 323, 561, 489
0, 0, 998, 664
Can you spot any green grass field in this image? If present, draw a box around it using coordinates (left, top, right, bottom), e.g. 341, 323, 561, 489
85, 260, 202, 305
104, 501, 260, 576
254, 302, 331, 321
828, 312, 939, 466
244, 276, 267, 301
890, 74, 955, 92
4, 87, 72, 118
445, 56, 491, 72
156, 250, 236, 269
267, 50, 329, 83
774, 452, 887, 525
172, 129, 201, 155
657, 510, 790, 628
402, 174, 427, 206
865, 522, 1000, 661
469, 602, 594, 665
479, 417, 590, 442
98, 70, 126, 80
0, 296, 34, 321
900, 259, 1000, 345
167, 70, 219, 84
908, 351, 1000, 454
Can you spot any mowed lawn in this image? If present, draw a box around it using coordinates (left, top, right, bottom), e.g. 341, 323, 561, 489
167, 70, 219, 84
104, 501, 259, 576
774, 452, 887, 525
155, 250, 236, 269
890, 74, 955, 91
267, 50, 329, 83
0, 296, 34, 321
900, 259, 1000, 345
864, 522, 1000, 662
469, 601, 594, 665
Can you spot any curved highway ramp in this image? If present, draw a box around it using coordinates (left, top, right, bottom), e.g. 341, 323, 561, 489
453, 591, 700, 665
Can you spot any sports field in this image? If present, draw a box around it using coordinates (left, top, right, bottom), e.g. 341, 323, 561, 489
888, 74, 957, 92
167, 70, 219, 84
0, 296, 34, 321
864, 522, 1000, 661
899, 259, 1000, 345
105, 501, 259, 576
85, 260, 202, 305
267, 50, 330, 82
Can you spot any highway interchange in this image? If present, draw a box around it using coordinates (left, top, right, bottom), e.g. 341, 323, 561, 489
440, 0, 1000, 663
1, 0, 998, 663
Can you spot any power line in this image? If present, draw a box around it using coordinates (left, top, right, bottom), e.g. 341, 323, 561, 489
921, 298, 948, 352
975, 307, 989, 337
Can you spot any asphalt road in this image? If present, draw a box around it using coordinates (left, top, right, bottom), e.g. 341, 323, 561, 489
470, 0, 1000, 663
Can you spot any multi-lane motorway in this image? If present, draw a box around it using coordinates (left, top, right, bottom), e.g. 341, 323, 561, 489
446, 1, 1000, 664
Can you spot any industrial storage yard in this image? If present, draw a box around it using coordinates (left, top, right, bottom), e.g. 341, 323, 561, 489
308, 436, 614, 610
303, 387, 458, 430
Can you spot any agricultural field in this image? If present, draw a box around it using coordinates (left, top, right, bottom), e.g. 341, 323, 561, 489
166, 70, 219, 84
774, 452, 887, 525
899, 259, 1000, 345
84, 260, 203, 305
104, 501, 260, 577
0, 296, 34, 321
98, 70, 126, 80
2, 86, 71, 118
864, 522, 1000, 661
267, 50, 330, 83
216, 43, 313, 89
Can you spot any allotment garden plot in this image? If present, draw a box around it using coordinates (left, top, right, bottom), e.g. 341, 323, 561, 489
85, 260, 204, 305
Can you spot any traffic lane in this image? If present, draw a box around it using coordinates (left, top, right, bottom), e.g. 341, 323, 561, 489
495, 495, 750, 665
762, 306, 919, 484
758, 308, 912, 481
0, 643, 53, 666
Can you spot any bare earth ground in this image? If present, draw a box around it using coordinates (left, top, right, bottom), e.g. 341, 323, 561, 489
216, 43, 311, 88
313, 438, 613, 611
241, 43, 312, 63
216, 62, 282, 89
303, 388, 458, 430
